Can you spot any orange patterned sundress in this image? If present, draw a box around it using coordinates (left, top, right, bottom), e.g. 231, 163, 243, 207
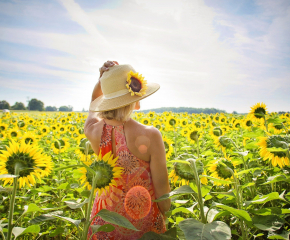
88, 120, 166, 240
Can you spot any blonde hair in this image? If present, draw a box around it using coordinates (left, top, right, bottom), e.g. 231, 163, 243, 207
97, 102, 136, 122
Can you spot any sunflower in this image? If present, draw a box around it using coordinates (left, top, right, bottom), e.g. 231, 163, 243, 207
0, 123, 9, 132
166, 116, 177, 127
180, 127, 190, 137
153, 120, 162, 130
76, 137, 95, 156
148, 111, 155, 118
219, 116, 227, 124
126, 70, 147, 96
232, 120, 242, 130
242, 118, 253, 129
249, 102, 267, 120
214, 136, 232, 152
0, 131, 6, 140
268, 123, 283, 134
20, 132, 38, 146
40, 126, 50, 136
208, 155, 236, 185
257, 135, 290, 168
187, 127, 201, 144
163, 136, 174, 160
79, 151, 123, 196
51, 137, 70, 154
7, 128, 21, 139
0, 140, 53, 188
141, 118, 151, 126
209, 127, 224, 138
180, 119, 188, 127
169, 159, 206, 186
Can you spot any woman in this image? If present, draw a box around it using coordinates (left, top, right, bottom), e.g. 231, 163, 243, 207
84, 60, 171, 239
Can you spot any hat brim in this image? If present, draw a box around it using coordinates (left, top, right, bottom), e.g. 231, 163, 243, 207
90, 82, 160, 112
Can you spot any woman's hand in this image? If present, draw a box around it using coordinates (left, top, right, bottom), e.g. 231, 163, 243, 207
99, 60, 119, 79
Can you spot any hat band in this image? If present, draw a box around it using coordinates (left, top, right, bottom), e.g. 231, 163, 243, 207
104, 89, 129, 99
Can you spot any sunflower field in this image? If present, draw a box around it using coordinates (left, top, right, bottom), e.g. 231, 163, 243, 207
0, 103, 290, 240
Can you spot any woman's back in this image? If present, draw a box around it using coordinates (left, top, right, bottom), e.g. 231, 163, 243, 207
87, 118, 166, 239
89, 118, 155, 162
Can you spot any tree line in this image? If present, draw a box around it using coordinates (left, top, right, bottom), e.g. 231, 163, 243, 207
0, 99, 73, 112
142, 107, 227, 114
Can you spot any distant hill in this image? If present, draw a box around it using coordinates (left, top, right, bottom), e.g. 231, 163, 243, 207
141, 107, 227, 114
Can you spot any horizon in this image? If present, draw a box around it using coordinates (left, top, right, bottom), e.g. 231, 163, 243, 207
1, 0, 290, 113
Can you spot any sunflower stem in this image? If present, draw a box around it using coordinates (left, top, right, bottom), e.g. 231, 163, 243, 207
7, 163, 20, 240
228, 167, 247, 240
82, 175, 97, 240
263, 116, 268, 132
189, 159, 206, 224
196, 138, 200, 159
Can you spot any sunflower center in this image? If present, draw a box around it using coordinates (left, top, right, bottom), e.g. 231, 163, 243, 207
215, 160, 234, 179
87, 161, 114, 189
254, 107, 266, 118
0, 126, 6, 131
273, 124, 283, 130
18, 121, 25, 128
129, 77, 142, 92
11, 131, 18, 137
6, 152, 36, 177
169, 119, 176, 126
25, 138, 34, 144
246, 120, 252, 127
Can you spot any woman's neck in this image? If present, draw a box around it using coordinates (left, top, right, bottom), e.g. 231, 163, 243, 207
104, 118, 130, 126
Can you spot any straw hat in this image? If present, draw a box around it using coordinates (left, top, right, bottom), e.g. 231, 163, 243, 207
90, 64, 160, 112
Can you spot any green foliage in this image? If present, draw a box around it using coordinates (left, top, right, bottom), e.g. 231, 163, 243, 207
28, 98, 44, 111
0, 100, 10, 109
45, 106, 57, 111
11, 102, 26, 110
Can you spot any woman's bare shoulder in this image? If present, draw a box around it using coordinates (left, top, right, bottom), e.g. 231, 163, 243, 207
130, 119, 162, 140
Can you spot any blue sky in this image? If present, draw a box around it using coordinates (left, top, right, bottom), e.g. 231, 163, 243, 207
0, 0, 289, 113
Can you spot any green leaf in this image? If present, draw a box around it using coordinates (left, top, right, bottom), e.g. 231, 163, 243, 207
81, 190, 91, 198
64, 199, 89, 209
252, 215, 284, 231
244, 142, 259, 150
24, 203, 43, 214
243, 128, 265, 138
190, 183, 212, 197
245, 192, 286, 207
249, 207, 282, 216
199, 175, 233, 185
57, 182, 69, 189
241, 182, 255, 189
12, 225, 40, 239
29, 211, 63, 224
0, 174, 18, 179
233, 151, 249, 156
49, 226, 65, 237
52, 215, 81, 227
267, 147, 288, 152
54, 164, 84, 171
169, 160, 190, 165
261, 175, 290, 185
154, 185, 196, 202
213, 203, 252, 226
97, 209, 139, 231
268, 230, 290, 240
171, 207, 193, 215
179, 218, 231, 240
267, 117, 285, 124
90, 224, 115, 235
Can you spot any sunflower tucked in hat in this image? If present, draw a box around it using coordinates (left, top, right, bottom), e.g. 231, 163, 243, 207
90, 64, 160, 112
